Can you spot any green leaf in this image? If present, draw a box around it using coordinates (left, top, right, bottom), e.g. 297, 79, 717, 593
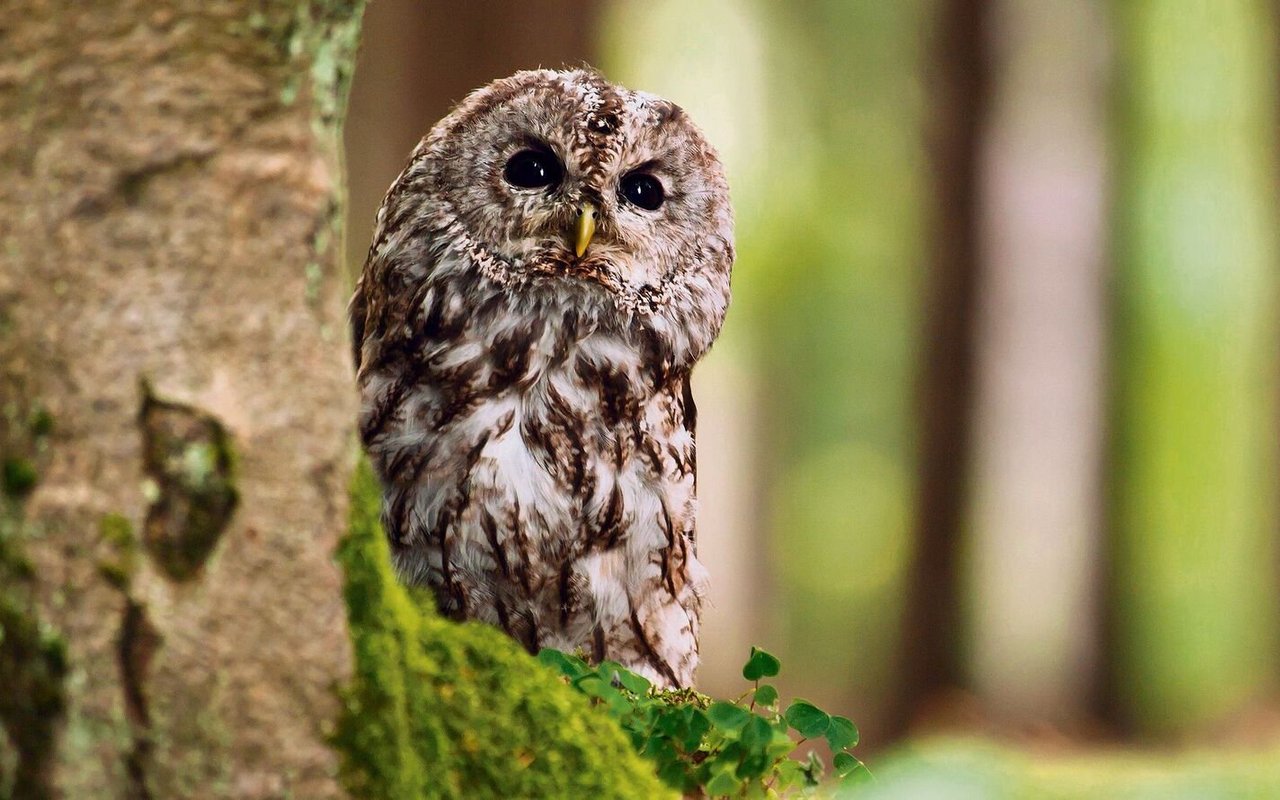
644, 734, 677, 761
735, 715, 776, 780
656, 758, 689, 791
765, 726, 795, 760
705, 768, 742, 797
707, 701, 750, 732
536, 648, 587, 678
742, 646, 782, 680
679, 707, 711, 751
736, 749, 771, 781
774, 758, 804, 791
602, 662, 652, 694
575, 675, 624, 709
833, 752, 859, 776
825, 715, 859, 750
753, 683, 779, 707
784, 700, 831, 738
655, 710, 685, 737
840, 760, 873, 787
740, 714, 773, 752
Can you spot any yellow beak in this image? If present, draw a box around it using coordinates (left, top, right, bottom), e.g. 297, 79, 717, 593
574, 202, 597, 257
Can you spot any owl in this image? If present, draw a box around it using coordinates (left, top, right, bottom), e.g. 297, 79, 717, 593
349, 69, 733, 688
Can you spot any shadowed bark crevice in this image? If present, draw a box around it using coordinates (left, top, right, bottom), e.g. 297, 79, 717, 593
118, 600, 161, 800
139, 384, 239, 582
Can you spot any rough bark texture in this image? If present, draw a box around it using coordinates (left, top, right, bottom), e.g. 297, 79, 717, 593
0, 1, 362, 796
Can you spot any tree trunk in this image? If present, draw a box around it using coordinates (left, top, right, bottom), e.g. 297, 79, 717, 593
893, 0, 989, 735
744, 0, 932, 745
1107, 0, 1280, 737
965, 0, 1108, 727
0, 1, 363, 796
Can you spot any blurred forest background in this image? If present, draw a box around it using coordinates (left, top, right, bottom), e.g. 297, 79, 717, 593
5, 0, 1278, 796
346, 0, 1280, 788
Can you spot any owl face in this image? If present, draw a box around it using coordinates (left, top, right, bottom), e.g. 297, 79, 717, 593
415, 70, 733, 302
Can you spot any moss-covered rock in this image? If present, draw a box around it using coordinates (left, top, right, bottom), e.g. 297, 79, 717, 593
334, 458, 673, 799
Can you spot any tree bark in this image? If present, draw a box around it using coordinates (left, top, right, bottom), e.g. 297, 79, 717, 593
0, 1, 362, 796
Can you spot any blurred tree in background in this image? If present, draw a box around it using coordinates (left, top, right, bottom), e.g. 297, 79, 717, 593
964, 0, 1108, 728
1109, 0, 1280, 737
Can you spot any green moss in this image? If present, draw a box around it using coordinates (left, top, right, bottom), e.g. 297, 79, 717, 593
26, 408, 53, 438
0, 514, 67, 800
333, 459, 673, 800
96, 513, 138, 590
1, 458, 37, 499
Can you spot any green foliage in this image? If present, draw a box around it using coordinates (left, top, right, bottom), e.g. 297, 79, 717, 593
333, 458, 671, 800
539, 646, 871, 797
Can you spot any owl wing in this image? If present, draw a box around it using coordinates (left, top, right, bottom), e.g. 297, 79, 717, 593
349, 277, 368, 373
681, 373, 697, 442
681, 374, 698, 559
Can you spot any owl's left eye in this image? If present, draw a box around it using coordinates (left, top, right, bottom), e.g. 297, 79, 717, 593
620, 172, 665, 211
503, 149, 563, 190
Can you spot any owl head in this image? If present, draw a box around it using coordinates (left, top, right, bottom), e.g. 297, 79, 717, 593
362, 69, 734, 374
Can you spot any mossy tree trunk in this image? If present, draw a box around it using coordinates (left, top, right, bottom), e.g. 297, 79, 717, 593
1108, 0, 1280, 737
0, 1, 362, 796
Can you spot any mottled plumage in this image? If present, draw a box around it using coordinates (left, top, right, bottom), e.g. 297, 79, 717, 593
350, 69, 733, 687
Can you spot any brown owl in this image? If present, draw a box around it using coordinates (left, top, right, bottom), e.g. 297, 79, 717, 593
350, 69, 733, 687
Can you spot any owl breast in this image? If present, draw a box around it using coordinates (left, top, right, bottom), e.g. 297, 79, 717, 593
357, 250, 708, 687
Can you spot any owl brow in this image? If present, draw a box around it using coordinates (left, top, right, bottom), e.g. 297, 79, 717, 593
511, 134, 559, 157
623, 158, 663, 176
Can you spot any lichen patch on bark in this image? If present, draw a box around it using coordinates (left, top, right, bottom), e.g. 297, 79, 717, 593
138, 385, 239, 582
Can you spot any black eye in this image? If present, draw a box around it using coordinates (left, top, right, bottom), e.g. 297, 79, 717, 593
503, 149, 563, 189
620, 173, 665, 211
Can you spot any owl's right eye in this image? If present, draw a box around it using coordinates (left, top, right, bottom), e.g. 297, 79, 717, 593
503, 149, 563, 190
